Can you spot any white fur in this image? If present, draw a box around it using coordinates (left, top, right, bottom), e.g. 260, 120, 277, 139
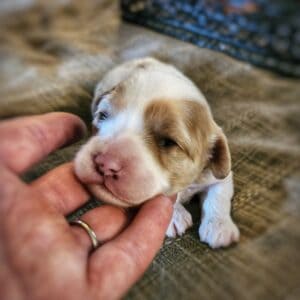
199, 171, 239, 248
166, 202, 193, 237
94, 57, 208, 110
96, 109, 143, 140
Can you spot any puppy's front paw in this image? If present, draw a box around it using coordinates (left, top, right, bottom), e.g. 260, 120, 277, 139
199, 217, 239, 249
166, 204, 193, 238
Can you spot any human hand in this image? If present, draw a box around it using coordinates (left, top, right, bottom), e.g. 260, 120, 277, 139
0, 113, 173, 300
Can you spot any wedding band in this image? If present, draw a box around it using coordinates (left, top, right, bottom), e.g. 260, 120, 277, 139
70, 219, 100, 250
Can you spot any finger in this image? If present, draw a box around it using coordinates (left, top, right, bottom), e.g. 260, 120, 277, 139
30, 163, 90, 215
0, 251, 24, 300
88, 195, 173, 299
0, 112, 86, 174
71, 205, 129, 251
0, 164, 27, 215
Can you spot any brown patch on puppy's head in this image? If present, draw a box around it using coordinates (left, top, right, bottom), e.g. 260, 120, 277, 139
144, 99, 231, 194
144, 99, 217, 194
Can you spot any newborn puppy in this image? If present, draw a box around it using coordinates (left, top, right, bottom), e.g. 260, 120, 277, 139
75, 57, 239, 248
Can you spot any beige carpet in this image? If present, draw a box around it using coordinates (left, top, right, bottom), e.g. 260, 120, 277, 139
0, 1, 300, 299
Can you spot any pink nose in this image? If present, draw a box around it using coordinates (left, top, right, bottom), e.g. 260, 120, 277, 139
94, 153, 122, 178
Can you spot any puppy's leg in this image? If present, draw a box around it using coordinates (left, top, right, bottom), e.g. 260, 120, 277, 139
199, 172, 239, 248
166, 201, 193, 238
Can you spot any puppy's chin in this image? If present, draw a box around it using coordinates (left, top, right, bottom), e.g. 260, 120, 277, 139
87, 183, 131, 208
87, 183, 151, 208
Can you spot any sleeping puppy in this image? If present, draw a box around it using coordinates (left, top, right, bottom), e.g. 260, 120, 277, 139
74, 57, 239, 249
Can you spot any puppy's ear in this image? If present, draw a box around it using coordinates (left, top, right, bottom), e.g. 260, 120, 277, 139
208, 130, 231, 179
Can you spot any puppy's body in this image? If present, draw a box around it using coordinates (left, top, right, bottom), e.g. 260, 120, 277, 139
75, 58, 239, 248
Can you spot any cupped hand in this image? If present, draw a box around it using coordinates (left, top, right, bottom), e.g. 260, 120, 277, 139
0, 113, 173, 300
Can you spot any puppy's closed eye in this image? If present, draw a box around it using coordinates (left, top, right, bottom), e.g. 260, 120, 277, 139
157, 136, 178, 149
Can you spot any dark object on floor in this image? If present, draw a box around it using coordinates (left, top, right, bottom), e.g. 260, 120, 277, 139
121, 0, 300, 77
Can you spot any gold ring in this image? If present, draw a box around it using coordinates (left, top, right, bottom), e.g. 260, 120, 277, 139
70, 219, 100, 250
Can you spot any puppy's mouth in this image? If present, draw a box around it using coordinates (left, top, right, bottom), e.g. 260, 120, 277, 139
88, 181, 133, 208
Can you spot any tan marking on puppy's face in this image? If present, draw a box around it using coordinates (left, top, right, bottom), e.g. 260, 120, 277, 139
92, 84, 126, 119
143, 99, 215, 194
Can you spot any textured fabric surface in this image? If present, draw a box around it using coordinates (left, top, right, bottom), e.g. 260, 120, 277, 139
0, 1, 300, 299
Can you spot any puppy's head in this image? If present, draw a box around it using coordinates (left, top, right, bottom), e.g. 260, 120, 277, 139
74, 66, 230, 207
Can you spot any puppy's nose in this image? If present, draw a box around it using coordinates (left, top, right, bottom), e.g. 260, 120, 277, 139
94, 153, 122, 178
